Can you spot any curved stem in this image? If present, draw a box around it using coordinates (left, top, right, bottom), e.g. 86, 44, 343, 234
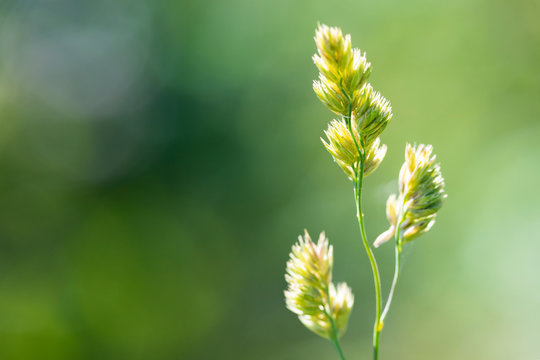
378, 212, 405, 348
354, 170, 382, 360
380, 241, 401, 323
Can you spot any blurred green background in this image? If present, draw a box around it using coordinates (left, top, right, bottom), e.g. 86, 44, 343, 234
0, 0, 539, 359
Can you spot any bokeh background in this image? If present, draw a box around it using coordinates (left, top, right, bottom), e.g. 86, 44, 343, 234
0, 0, 539, 359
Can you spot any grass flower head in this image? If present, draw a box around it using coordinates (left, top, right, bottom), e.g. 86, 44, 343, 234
285, 230, 354, 339
375, 143, 446, 248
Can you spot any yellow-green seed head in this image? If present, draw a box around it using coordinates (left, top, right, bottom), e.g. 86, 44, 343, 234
329, 282, 354, 337
352, 85, 393, 146
313, 75, 349, 115
363, 137, 388, 176
375, 144, 446, 248
313, 24, 353, 84
340, 48, 372, 96
313, 24, 392, 180
285, 230, 354, 339
322, 119, 387, 180
313, 24, 372, 116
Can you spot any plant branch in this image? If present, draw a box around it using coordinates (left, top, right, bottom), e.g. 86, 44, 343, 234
354, 168, 383, 360
380, 215, 404, 323
339, 85, 382, 360
377, 204, 406, 356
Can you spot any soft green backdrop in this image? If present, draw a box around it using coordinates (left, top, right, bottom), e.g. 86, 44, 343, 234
0, 0, 538, 359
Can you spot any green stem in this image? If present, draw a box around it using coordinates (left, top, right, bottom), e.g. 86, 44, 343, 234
378, 211, 406, 352
340, 84, 382, 360
331, 337, 346, 360
324, 289, 347, 360
354, 169, 383, 360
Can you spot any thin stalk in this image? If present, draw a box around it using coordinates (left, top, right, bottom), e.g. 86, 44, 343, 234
330, 335, 346, 360
340, 84, 382, 360
324, 289, 347, 360
380, 219, 403, 323
354, 169, 382, 360
377, 212, 405, 353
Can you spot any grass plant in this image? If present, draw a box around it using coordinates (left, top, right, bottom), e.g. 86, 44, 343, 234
284, 24, 447, 360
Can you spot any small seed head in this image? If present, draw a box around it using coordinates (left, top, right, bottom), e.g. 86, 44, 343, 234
375, 144, 446, 247
363, 137, 388, 177
313, 24, 371, 116
340, 49, 372, 95
329, 282, 354, 337
285, 230, 354, 339
353, 86, 393, 146
322, 120, 387, 180
313, 24, 353, 84
313, 75, 349, 115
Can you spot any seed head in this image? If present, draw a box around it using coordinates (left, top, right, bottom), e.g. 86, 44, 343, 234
313, 24, 392, 179
352, 85, 393, 146
313, 24, 354, 85
285, 230, 354, 339
313, 24, 371, 116
313, 75, 349, 115
329, 282, 354, 337
322, 119, 387, 180
375, 144, 446, 248
363, 137, 388, 176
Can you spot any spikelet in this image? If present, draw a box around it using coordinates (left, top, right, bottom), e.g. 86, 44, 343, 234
352, 85, 393, 146
363, 137, 388, 176
313, 24, 371, 116
285, 230, 354, 339
374, 144, 446, 248
313, 75, 350, 115
322, 119, 387, 179
313, 24, 391, 179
